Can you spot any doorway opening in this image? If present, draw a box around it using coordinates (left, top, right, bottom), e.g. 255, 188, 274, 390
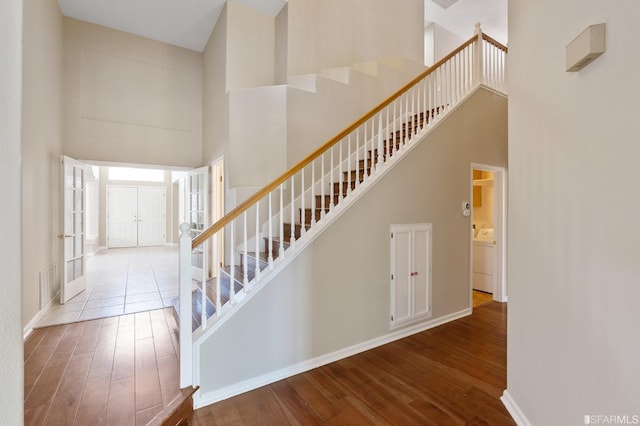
38, 159, 219, 328
470, 164, 507, 306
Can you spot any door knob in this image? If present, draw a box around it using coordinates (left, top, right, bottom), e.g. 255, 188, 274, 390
57, 234, 72, 239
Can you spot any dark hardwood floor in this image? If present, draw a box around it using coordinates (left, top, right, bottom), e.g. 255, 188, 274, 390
191, 302, 513, 425
24, 302, 512, 425
24, 308, 180, 425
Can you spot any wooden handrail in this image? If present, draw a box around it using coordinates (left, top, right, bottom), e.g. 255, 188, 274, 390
482, 33, 508, 52
192, 32, 503, 249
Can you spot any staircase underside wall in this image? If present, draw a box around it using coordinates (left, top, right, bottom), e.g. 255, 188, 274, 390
197, 88, 508, 401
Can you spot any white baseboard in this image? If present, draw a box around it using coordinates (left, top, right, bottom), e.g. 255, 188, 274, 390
23, 290, 60, 340
501, 389, 531, 426
193, 308, 472, 409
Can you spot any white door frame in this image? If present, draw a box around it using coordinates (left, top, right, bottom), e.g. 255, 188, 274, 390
470, 163, 507, 304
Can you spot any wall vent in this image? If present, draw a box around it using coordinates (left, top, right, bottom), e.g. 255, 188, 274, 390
39, 264, 58, 309
431, 0, 459, 9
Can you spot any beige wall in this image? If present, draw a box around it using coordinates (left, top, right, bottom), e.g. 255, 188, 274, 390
287, 0, 424, 75
198, 88, 507, 397
226, 1, 275, 90
63, 18, 203, 168
205, 0, 427, 194
274, 4, 288, 85
507, 0, 640, 423
0, 0, 24, 421
22, 0, 64, 328
203, 4, 228, 167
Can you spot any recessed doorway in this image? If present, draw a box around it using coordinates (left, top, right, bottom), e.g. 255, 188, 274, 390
470, 164, 507, 304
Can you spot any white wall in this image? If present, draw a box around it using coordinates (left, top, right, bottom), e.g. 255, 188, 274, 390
287, 0, 424, 75
63, 18, 203, 168
425, 22, 465, 67
22, 0, 64, 328
434, 23, 465, 65
198, 88, 507, 400
507, 1, 640, 423
0, 0, 24, 421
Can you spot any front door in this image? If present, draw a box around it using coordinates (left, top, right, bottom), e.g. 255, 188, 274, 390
59, 155, 88, 303
107, 186, 138, 248
138, 187, 166, 246
107, 185, 166, 248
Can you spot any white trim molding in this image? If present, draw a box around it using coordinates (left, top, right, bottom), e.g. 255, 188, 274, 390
501, 389, 532, 426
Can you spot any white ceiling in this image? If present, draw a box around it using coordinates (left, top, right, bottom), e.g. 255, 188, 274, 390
425, 0, 508, 45
57, 0, 507, 53
57, 0, 288, 52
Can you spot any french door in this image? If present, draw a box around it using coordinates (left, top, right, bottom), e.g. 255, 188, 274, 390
59, 155, 87, 303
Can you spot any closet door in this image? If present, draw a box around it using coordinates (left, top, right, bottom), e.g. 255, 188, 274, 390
390, 223, 432, 329
107, 186, 138, 248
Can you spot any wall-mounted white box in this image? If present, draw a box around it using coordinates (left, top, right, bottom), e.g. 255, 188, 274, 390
566, 23, 606, 72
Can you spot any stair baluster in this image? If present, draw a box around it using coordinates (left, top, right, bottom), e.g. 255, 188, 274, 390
268, 193, 274, 267
243, 211, 249, 289
279, 184, 285, 258
320, 154, 325, 219
209, 242, 215, 329
255, 201, 261, 281
329, 146, 335, 210
290, 176, 295, 245
229, 221, 236, 305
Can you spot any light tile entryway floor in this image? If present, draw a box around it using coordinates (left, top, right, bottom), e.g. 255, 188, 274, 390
35, 245, 178, 328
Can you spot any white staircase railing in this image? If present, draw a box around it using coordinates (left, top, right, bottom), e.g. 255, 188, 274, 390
178, 25, 507, 388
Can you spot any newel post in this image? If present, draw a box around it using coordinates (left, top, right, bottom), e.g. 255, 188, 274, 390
178, 222, 193, 388
474, 23, 484, 86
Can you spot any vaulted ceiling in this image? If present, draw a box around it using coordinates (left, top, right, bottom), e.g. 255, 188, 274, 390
57, 0, 506, 52
57, 0, 287, 52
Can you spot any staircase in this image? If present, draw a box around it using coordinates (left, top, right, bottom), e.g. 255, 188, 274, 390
172, 109, 438, 331
174, 28, 508, 402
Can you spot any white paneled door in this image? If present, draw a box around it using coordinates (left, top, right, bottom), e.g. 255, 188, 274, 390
390, 223, 432, 329
60, 156, 88, 304
107, 186, 166, 248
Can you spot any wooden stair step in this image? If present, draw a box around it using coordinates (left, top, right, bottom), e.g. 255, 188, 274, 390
216, 272, 244, 298
314, 193, 342, 206
300, 206, 331, 224
171, 287, 216, 332
332, 180, 357, 193
342, 168, 370, 181
264, 236, 291, 256
240, 251, 269, 271
283, 222, 310, 240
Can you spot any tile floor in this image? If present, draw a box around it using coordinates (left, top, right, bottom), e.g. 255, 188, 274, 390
36, 245, 179, 328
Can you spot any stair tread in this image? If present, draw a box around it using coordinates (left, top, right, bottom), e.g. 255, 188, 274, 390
171, 287, 216, 332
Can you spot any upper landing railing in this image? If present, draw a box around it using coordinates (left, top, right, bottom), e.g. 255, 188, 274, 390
178, 25, 507, 387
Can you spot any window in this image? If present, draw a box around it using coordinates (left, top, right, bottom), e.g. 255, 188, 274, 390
108, 167, 164, 182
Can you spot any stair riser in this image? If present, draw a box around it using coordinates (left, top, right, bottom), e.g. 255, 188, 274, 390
264, 237, 290, 257
300, 207, 331, 224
